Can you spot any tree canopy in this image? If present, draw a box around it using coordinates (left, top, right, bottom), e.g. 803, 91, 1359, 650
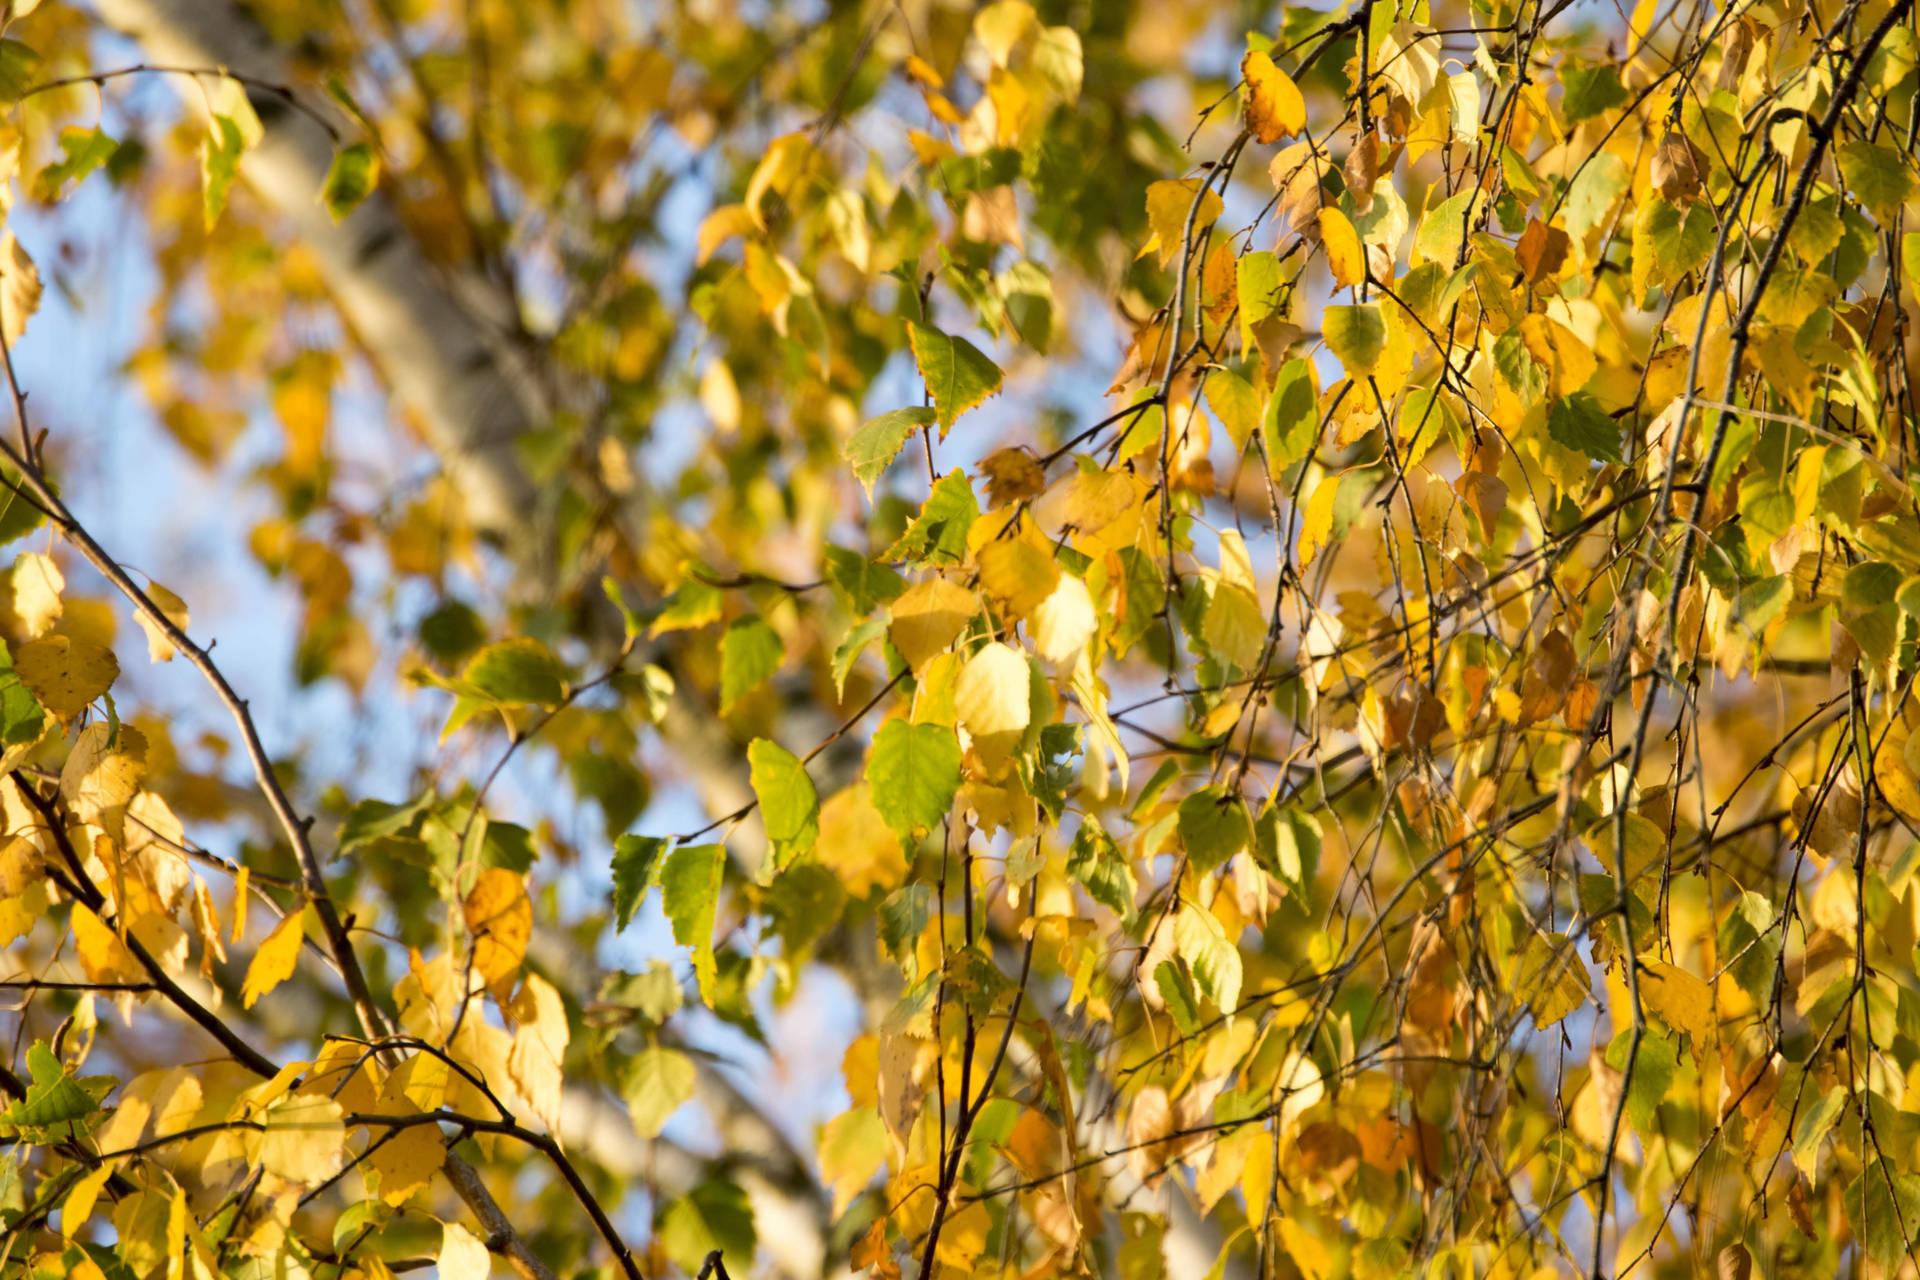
2, 0, 1920, 1277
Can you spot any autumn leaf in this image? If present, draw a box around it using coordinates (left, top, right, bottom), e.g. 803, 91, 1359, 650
1241, 50, 1305, 143
133, 582, 191, 663
0, 232, 39, 347
243, 909, 306, 1009
1319, 207, 1365, 289
463, 868, 532, 988
14, 635, 117, 721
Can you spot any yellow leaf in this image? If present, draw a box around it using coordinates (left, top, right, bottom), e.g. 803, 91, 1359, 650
14, 635, 118, 721
888, 578, 982, 674
1, 232, 40, 347
1514, 932, 1590, 1027
1142, 179, 1224, 269
61, 1166, 112, 1236
230, 865, 250, 945
1519, 314, 1597, 398
507, 973, 569, 1133
974, 0, 1037, 65
1029, 574, 1097, 667
744, 133, 816, 228
438, 1221, 492, 1280
148, 1067, 203, 1139
71, 902, 143, 986
1297, 474, 1341, 570
1640, 959, 1714, 1040
695, 203, 756, 265
368, 1103, 446, 1206
242, 909, 305, 1009
1242, 50, 1305, 143
302, 1039, 384, 1115
10, 552, 61, 638
954, 642, 1032, 777
133, 583, 192, 664
816, 785, 907, 898
462, 868, 532, 988
975, 535, 1059, 620
384, 1050, 451, 1115
60, 722, 146, 841
1319, 207, 1365, 289
255, 1092, 345, 1184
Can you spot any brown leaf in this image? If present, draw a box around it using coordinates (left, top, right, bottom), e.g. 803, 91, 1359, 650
1516, 218, 1571, 283
977, 446, 1045, 508
1651, 129, 1703, 204
1343, 133, 1380, 213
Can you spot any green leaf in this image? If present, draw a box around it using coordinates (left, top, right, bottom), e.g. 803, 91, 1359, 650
612, 835, 667, 930
0, 40, 41, 103
603, 577, 646, 640
0, 639, 45, 750
845, 407, 936, 497
866, 719, 961, 839
1631, 195, 1715, 296
822, 546, 906, 615
650, 576, 724, 636
1546, 393, 1624, 463
624, 1046, 696, 1138
907, 322, 1003, 433
1253, 804, 1321, 899
1236, 251, 1285, 326
1178, 788, 1253, 876
1153, 961, 1200, 1034
830, 617, 890, 699
719, 618, 783, 712
877, 883, 932, 956
1262, 358, 1320, 470
1565, 152, 1628, 238
465, 637, 568, 706
1561, 64, 1628, 121
202, 115, 245, 231
1205, 366, 1261, 452
320, 143, 380, 222
657, 1180, 756, 1278
0, 460, 50, 547
1792, 1085, 1846, 1177
1174, 901, 1243, 1014
32, 127, 119, 203
1846, 1161, 1920, 1272
1068, 817, 1136, 920
886, 468, 979, 565
337, 794, 431, 856
0, 1045, 112, 1143
1414, 189, 1474, 266
571, 751, 649, 838
598, 962, 683, 1024
1603, 1027, 1680, 1135
1839, 141, 1916, 224
747, 739, 818, 866
1717, 893, 1784, 1004
1322, 304, 1385, 375
765, 863, 845, 956
660, 844, 725, 1004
